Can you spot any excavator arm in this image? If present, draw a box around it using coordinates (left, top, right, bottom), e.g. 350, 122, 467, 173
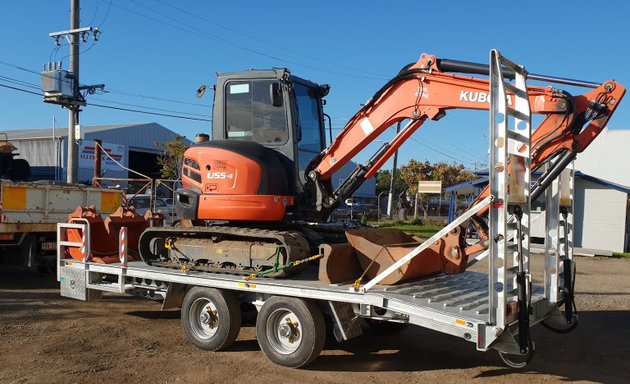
308, 52, 624, 272
309, 53, 624, 212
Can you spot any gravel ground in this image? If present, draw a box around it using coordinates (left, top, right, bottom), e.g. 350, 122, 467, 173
1, 256, 629, 384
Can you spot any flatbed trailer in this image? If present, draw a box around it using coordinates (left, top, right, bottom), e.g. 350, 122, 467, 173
56, 51, 579, 368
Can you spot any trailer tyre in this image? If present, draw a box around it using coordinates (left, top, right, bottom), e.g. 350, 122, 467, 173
181, 287, 241, 351
256, 296, 325, 368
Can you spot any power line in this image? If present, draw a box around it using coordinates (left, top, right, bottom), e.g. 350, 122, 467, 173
104, 89, 211, 109
111, 1, 384, 81
0, 60, 210, 109
90, 96, 210, 118
408, 136, 476, 167
89, 102, 211, 122
0, 80, 212, 123
153, 0, 387, 79
0, 75, 41, 90
86, 0, 101, 26
0, 82, 43, 96
97, 0, 113, 27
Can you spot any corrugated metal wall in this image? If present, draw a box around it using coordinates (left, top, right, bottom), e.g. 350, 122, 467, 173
574, 178, 628, 252
12, 139, 60, 166
8, 123, 184, 184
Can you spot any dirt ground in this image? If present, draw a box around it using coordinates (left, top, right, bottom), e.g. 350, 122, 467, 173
1, 256, 629, 384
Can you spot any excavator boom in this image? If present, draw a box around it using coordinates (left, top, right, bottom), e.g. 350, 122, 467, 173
308, 53, 625, 217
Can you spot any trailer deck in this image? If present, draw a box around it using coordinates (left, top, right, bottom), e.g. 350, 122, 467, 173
59, 256, 549, 354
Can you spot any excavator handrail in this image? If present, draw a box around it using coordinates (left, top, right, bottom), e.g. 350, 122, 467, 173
437, 58, 601, 88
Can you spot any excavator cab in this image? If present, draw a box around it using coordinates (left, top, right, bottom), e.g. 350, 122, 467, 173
176, 69, 329, 222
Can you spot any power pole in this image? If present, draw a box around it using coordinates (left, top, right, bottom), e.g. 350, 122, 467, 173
42, 0, 103, 184
68, 0, 80, 184
386, 122, 402, 218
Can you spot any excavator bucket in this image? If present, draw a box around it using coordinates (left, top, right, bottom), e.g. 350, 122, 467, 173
143, 210, 164, 228
65, 205, 160, 264
66, 206, 120, 263
345, 228, 444, 285
104, 206, 147, 256
318, 243, 363, 284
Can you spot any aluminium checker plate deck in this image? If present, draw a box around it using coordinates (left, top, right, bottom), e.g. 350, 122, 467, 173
63, 258, 548, 349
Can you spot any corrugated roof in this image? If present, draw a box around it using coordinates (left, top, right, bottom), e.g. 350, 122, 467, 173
5, 122, 191, 153
444, 177, 489, 193
446, 172, 630, 195
575, 171, 630, 195
4, 123, 149, 139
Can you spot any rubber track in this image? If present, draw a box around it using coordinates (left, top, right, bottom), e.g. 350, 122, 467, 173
138, 225, 310, 278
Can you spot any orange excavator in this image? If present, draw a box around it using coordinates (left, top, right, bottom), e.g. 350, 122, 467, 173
137, 52, 625, 279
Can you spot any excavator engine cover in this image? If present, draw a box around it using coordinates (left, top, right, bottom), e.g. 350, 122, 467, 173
177, 140, 294, 222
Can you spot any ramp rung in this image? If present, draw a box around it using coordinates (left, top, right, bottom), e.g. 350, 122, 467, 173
507, 130, 530, 147
503, 82, 528, 99
506, 107, 529, 122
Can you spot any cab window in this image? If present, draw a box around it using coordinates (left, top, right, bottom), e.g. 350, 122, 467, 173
294, 83, 324, 184
225, 80, 288, 144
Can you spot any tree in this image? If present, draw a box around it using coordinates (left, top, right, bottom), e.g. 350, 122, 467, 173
399, 159, 475, 194
155, 135, 189, 179
432, 162, 476, 187
398, 159, 476, 218
375, 169, 407, 196
398, 159, 434, 195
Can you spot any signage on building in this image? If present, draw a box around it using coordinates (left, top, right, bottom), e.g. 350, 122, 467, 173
79, 142, 127, 170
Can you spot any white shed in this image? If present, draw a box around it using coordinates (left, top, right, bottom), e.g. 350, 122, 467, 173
572, 173, 630, 253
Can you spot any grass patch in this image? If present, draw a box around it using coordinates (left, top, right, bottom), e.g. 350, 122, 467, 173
612, 252, 630, 259
377, 223, 443, 238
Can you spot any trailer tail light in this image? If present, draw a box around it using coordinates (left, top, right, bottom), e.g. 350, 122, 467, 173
0, 233, 13, 241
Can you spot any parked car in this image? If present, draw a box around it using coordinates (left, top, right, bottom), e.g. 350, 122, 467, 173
331, 203, 380, 220
126, 194, 177, 225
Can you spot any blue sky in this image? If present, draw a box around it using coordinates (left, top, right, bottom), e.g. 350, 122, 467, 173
1, 0, 629, 171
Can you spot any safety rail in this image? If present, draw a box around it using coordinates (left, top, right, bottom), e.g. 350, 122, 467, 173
57, 219, 130, 293
56, 221, 88, 281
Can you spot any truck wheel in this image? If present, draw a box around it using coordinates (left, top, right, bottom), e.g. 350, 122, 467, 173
256, 296, 325, 368
181, 287, 241, 351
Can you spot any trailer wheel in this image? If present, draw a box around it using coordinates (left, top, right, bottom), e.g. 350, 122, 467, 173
181, 287, 241, 351
256, 296, 325, 368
